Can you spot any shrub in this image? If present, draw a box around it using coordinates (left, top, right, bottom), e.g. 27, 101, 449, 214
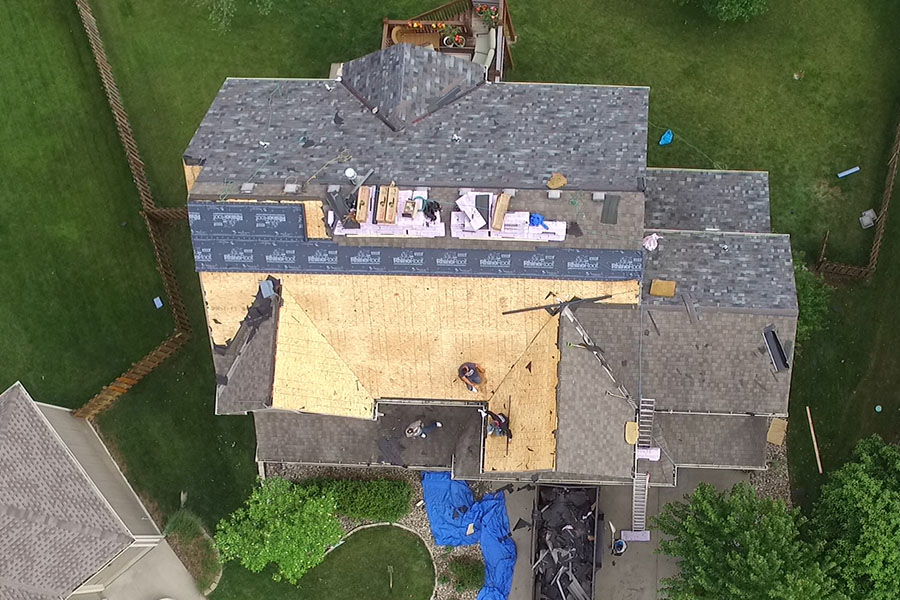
448, 556, 485, 592
303, 478, 413, 522
165, 509, 221, 592
675, 0, 768, 22
215, 478, 343, 583
794, 254, 832, 347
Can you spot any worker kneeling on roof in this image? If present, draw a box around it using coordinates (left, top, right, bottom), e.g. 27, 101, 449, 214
479, 408, 512, 439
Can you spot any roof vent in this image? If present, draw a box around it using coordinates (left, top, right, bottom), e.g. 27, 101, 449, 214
284, 183, 299, 194
763, 325, 790, 372
240, 182, 256, 193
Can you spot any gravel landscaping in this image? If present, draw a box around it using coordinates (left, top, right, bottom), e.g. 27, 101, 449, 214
751, 443, 793, 509
267, 464, 483, 600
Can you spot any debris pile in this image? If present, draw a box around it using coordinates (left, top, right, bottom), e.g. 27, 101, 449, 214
532, 486, 600, 600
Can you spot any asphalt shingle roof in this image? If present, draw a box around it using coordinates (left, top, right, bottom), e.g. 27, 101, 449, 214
654, 412, 768, 468
644, 168, 771, 233
0, 383, 132, 599
254, 403, 482, 468
556, 312, 637, 480
340, 44, 485, 131
643, 231, 798, 312
641, 307, 795, 414
185, 77, 648, 191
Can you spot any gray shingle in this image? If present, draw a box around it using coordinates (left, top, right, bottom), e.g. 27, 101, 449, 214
254, 402, 482, 468
644, 168, 771, 233
641, 307, 795, 414
654, 413, 768, 468
555, 314, 637, 480
340, 44, 485, 131
643, 231, 798, 312
185, 77, 648, 192
0, 383, 132, 598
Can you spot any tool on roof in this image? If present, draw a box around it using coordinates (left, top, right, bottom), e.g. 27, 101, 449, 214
502, 295, 613, 316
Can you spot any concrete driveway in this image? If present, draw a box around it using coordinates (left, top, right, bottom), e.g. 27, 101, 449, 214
104, 541, 206, 600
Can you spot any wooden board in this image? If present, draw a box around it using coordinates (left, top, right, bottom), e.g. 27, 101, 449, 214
272, 289, 375, 418
183, 161, 203, 193
649, 279, 676, 298
384, 186, 399, 222
356, 186, 371, 223
767, 418, 788, 445
376, 186, 388, 223
301, 201, 329, 239
483, 317, 560, 472
491, 192, 510, 230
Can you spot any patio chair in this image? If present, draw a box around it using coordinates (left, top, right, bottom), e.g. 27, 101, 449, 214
472, 29, 496, 74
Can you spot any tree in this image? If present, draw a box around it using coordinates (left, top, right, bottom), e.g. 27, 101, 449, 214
675, 0, 768, 22
812, 436, 900, 600
653, 482, 845, 600
215, 477, 343, 583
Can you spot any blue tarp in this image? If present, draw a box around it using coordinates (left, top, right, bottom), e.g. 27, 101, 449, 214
659, 129, 674, 146
422, 472, 517, 600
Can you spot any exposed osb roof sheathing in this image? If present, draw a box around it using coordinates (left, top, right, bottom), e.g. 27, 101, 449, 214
199, 271, 639, 425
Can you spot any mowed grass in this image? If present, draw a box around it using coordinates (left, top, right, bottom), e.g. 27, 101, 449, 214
0, 0, 171, 404
210, 525, 435, 600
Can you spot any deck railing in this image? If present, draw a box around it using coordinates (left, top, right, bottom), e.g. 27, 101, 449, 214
412, 0, 473, 22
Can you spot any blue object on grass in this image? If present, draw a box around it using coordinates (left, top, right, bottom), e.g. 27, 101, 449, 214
659, 129, 674, 146
422, 472, 517, 600
529, 213, 549, 229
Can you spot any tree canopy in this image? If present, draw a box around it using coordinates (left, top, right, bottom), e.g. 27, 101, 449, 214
653, 482, 845, 600
812, 436, 900, 600
215, 477, 344, 583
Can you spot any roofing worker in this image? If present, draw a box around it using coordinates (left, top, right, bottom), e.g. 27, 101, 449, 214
458, 362, 484, 393
405, 419, 442, 439
479, 408, 512, 439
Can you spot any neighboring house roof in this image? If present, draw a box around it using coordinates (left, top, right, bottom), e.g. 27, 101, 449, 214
184, 75, 649, 192
340, 43, 486, 131
644, 168, 771, 233
0, 383, 132, 600
643, 231, 797, 312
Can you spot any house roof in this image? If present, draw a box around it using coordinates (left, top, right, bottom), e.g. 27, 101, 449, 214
555, 309, 638, 479
654, 412, 768, 468
640, 307, 795, 414
339, 44, 486, 131
184, 77, 649, 192
254, 402, 483, 467
644, 168, 771, 233
0, 383, 132, 600
643, 231, 797, 312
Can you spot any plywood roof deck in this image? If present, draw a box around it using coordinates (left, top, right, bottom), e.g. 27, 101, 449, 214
199, 271, 640, 468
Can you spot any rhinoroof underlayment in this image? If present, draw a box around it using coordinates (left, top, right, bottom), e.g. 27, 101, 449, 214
198, 271, 639, 465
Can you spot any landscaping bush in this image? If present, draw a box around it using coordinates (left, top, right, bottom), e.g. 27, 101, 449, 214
448, 556, 485, 592
304, 478, 413, 522
216, 478, 343, 583
674, 0, 768, 22
165, 509, 221, 592
794, 255, 832, 347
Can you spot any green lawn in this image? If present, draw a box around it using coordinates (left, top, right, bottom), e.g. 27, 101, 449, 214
211, 525, 435, 600
4, 0, 900, 597
0, 0, 171, 406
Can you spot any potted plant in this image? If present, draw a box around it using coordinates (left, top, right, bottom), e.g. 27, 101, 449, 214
475, 4, 500, 28
439, 23, 465, 47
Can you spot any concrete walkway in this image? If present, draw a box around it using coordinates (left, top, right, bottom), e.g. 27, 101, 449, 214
104, 541, 205, 600
594, 469, 750, 600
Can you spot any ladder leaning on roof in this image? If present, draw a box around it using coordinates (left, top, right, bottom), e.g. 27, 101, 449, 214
622, 472, 652, 542
637, 397, 655, 449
